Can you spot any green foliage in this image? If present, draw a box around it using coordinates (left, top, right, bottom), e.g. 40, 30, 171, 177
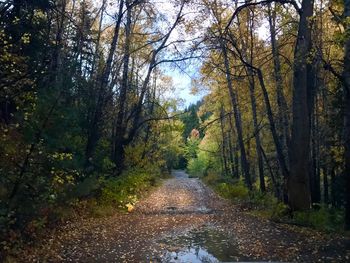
99, 167, 160, 210
271, 202, 290, 220
249, 191, 279, 209
180, 102, 202, 139
202, 171, 221, 185
184, 136, 201, 160
215, 181, 249, 200
187, 156, 208, 177
292, 207, 344, 232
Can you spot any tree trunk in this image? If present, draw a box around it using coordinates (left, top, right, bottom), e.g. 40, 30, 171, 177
225, 32, 289, 194
310, 102, 321, 204
288, 0, 314, 211
267, 3, 290, 150
248, 71, 265, 192
228, 113, 240, 178
112, 0, 131, 172
85, 0, 124, 168
221, 41, 252, 189
322, 166, 329, 204
243, 9, 265, 192
220, 106, 229, 176
343, 0, 350, 230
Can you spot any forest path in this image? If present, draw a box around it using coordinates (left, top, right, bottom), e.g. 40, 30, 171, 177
25, 170, 349, 262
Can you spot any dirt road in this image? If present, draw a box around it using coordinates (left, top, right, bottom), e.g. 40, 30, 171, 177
25, 170, 349, 262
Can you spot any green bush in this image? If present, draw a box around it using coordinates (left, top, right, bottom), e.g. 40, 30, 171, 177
187, 157, 207, 177
249, 191, 279, 209
215, 181, 249, 200
187, 150, 210, 178
99, 167, 160, 210
271, 202, 290, 220
202, 171, 220, 186
293, 207, 344, 232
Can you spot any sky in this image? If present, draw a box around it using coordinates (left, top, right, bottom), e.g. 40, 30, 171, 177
155, 1, 270, 108
162, 65, 202, 108
92, 0, 270, 108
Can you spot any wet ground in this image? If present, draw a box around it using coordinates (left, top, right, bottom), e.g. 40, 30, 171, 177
23, 170, 350, 262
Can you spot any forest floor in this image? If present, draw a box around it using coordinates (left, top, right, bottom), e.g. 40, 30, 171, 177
22, 170, 350, 262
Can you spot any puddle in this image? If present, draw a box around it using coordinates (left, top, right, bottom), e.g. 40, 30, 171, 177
157, 225, 249, 263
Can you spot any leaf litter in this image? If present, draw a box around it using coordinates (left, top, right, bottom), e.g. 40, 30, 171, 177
21, 170, 350, 262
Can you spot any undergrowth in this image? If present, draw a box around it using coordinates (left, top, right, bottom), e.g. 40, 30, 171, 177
201, 171, 345, 233
97, 166, 162, 213
1, 165, 165, 260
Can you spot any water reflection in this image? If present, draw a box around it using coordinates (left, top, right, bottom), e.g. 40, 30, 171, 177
159, 226, 249, 263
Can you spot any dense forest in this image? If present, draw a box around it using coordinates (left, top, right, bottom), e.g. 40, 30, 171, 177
1, 0, 350, 261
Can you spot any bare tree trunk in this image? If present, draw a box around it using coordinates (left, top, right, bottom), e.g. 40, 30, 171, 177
322, 166, 329, 204
288, 0, 314, 211
220, 106, 229, 176
224, 30, 289, 195
227, 121, 236, 177
221, 41, 252, 189
330, 166, 336, 207
310, 99, 321, 204
85, 0, 125, 169
261, 145, 280, 199
246, 11, 265, 192
91, 0, 106, 76
113, 0, 131, 173
248, 74, 265, 192
117, 1, 185, 170
343, 0, 350, 230
267, 3, 290, 149
228, 113, 240, 178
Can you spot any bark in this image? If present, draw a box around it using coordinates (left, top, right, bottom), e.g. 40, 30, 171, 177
220, 106, 229, 176
90, 0, 106, 76
343, 0, 350, 230
256, 70, 289, 182
113, 0, 131, 172
228, 113, 240, 178
237, 7, 265, 192
221, 41, 252, 189
224, 32, 289, 194
114, 1, 185, 171
310, 101, 321, 204
322, 166, 329, 204
330, 166, 336, 207
85, 0, 125, 169
247, 11, 265, 192
248, 74, 265, 192
141, 73, 157, 160
227, 122, 236, 177
267, 3, 290, 149
261, 145, 280, 199
288, 0, 314, 211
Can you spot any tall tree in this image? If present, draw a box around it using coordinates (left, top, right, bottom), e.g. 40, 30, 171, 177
288, 0, 314, 210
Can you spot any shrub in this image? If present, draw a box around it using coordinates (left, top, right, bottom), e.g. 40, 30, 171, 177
249, 191, 279, 209
271, 202, 290, 220
292, 206, 344, 232
99, 167, 160, 210
187, 157, 207, 177
202, 171, 220, 186
215, 181, 249, 200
